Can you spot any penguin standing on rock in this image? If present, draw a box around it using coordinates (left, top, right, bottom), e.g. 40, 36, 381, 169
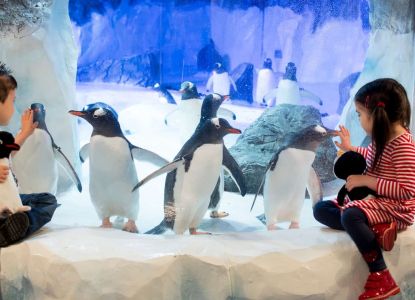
133, 118, 246, 235
12, 103, 82, 195
251, 125, 336, 230
69, 102, 169, 233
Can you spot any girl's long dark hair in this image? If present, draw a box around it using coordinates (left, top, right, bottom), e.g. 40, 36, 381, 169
355, 78, 410, 171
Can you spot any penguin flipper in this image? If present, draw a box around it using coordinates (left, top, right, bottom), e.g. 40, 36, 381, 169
53, 145, 82, 193
132, 158, 185, 192
222, 147, 246, 196
250, 170, 268, 212
306, 167, 323, 207
218, 107, 236, 120
131, 146, 169, 167
162, 88, 177, 105
300, 88, 323, 105
208, 178, 222, 209
79, 143, 90, 163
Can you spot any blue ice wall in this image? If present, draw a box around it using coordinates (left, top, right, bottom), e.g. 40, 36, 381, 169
69, 0, 369, 87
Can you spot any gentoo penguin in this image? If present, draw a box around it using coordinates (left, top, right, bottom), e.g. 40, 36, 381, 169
263, 62, 323, 107
133, 118, 246, 235
206, 63, 237, 97
69, 102, 169, 233
255, 58, 276, 106
153, 83, 177, 105
164, 84, 236, 143
0, 131, 23, 212
12, 103, 82, 195
251, 125, 336, 230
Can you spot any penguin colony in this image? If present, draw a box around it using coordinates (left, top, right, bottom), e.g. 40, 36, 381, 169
4, 86, 334, 234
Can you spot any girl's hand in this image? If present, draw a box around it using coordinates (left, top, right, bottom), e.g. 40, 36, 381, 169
334, 125, 354, 152
0, 165, 9, 183
0, 205, 13, 218
346, 175, 377, 191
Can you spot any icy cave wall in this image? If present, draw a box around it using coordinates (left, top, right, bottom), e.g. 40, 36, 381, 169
339, 0, 415, 146
0, 0, 80, 191
70, 0, 370, 88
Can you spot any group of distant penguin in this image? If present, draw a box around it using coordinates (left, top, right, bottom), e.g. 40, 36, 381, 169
0, 68, 335, 235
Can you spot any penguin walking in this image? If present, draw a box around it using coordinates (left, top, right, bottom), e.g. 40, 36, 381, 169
12, 103, 82, 195
251, 125, 336, 230
164, 82, 236, 143
69, 102, 169, 233
0, 131, 23, 212
263, 62, 323, 108
133, 118, 246, 235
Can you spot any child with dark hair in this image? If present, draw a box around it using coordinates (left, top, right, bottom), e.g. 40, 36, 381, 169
314, 78, 415, 299
0, 62, 58, 247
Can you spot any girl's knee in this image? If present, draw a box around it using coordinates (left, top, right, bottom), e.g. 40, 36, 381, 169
341, 207, 365, 228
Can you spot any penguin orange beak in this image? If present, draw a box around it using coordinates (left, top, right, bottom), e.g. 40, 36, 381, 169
227, 128, 241, 134
5, 143, 20, 151
69, 110, 86, 117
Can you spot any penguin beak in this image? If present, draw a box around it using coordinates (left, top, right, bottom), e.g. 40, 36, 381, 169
5, 143, 20, 151
226, 128, 241, 134
324, 127, 338, 136
223, 95, 230, 101
69, 110, 86, 117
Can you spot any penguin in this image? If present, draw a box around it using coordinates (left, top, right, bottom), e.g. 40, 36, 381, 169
164, 84, 236, 143
255, 58, 276, 106
0, 131, 23, 212
263, 62, 323, 107
133, 118, 246, 235
11, 103, 82, 195
153, 83, 177, 105
251, 125, 336, 230
206, 63, 237, 97
69, 102, 169, 233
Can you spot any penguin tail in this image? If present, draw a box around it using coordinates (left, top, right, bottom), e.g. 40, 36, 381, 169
145, 220, 168, 235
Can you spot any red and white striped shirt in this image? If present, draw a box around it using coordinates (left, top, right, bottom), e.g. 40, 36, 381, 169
341, 131, 415, 230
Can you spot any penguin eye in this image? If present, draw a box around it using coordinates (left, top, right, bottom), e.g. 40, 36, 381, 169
215, 124, 220, 129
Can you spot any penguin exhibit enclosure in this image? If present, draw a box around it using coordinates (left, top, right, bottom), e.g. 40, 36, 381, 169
1, 0, 415, 299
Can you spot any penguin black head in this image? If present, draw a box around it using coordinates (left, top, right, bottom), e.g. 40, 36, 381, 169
291, 124, 336, 151
214, 62, 226, 74
263, 58, 273, 70
180, 81, 199, 100
69, 102, 121, 137
283, 62, 297, 81
0, 131, 20, 158
201, 93, 228, 121
198, 118, 241, 143
31, 103, 46, 126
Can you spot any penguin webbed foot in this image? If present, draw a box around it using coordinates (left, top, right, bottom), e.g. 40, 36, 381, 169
210, 211, 229, 218
289, 221, 300, 229
122, 220, 139, 233
189, 228, 212, 235
100, 218, 113, 228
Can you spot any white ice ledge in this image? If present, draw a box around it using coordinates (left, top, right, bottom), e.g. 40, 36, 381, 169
1, 226, 415, 300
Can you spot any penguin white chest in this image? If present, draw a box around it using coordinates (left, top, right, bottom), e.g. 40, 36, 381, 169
172, 143, 223, 233
264, 148, 315, 224
11, 129, 57, 194
88, 136, 139, 219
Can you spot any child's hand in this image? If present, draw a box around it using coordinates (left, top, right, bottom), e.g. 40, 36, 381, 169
346, 175, 377, 191
334, 125, 354, 152
0, 165, 9, 183
20, 109, 38, 138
